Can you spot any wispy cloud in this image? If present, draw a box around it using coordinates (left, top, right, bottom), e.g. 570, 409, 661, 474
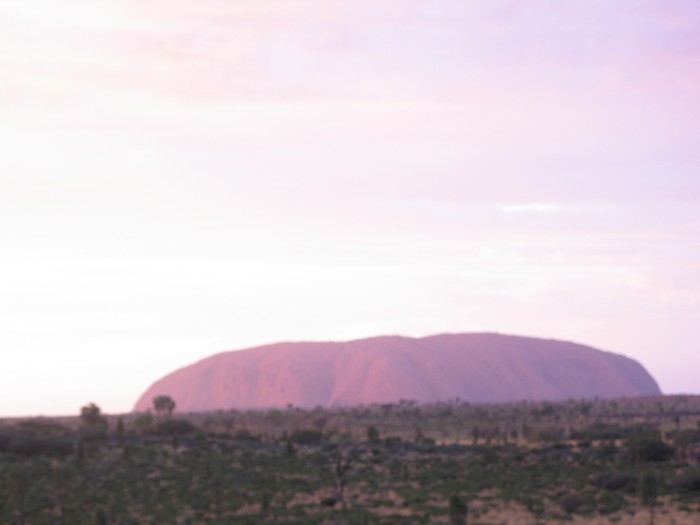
500, 203, 567, 214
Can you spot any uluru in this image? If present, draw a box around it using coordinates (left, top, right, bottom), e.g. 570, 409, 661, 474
133, 333, 661, 412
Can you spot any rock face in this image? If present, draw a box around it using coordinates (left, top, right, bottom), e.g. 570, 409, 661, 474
133, 333, 661, 412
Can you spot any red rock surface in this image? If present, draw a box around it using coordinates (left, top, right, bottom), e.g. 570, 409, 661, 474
133, 333, 661, 412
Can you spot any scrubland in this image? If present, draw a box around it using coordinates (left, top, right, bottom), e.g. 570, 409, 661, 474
1, 395, 699, 524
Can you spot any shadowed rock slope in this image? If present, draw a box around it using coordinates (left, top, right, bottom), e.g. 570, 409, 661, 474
133, 333, 661, 412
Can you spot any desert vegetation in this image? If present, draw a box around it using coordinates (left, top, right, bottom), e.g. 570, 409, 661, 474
1, 395, 700, 524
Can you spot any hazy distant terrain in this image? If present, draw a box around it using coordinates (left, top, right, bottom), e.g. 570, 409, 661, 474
134, 333, 660, 412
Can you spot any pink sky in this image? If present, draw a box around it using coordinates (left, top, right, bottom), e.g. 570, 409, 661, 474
1, 0, 699, 416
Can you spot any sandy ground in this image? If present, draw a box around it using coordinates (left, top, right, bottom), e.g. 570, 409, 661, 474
470, 499, 699, 525
256, 487, 700, 524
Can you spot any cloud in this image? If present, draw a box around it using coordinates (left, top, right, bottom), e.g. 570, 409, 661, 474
500, 203, 567, 214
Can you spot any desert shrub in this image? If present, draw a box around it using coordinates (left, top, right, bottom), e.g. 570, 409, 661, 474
91, 507, 108, 525
0, 425, 74, 458
626, 437, 674, 463
0, 431, 10, 450
480, 446, 500, 465
366, 425, 380, 442
7, 435, 74, 457
14, 420, 69, 436
79, 426, 108, 443
622, 423, 658, 438
320, 496, 337, 507
285, 438, 296, 457
448, 494, 468, 525
591, 471, 636, 492
530, 426, 565, 444
671, 468, 700, 493
572, 422, 624, 441
522, 495, 545, 516
344, 507, 374, 525
557, 493, 584, 515
234, 429, 260, 441
132, 414, 154, 435
591, 442, 619, 461
596, 490, 627, 515
384, 436, 402, 447
670, 429, 700, 448
152, 419, 197, 436
289, 429, 324, 445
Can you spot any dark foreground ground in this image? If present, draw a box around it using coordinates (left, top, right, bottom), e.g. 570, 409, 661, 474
1, 395, 700, 524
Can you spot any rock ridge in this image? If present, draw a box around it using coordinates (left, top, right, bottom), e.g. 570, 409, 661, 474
133, 333, 661, 412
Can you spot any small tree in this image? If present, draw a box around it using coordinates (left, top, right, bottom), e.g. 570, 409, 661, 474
285, 438, 296, 458
153, 395, 176, 418
115, 417, 125, 441
639, 471, 658, 525
331, 446, 358, 506
449, 494, 468, 525
79, 402, 107, 438
366, 424, 380, 442
80, 403, 105, 427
